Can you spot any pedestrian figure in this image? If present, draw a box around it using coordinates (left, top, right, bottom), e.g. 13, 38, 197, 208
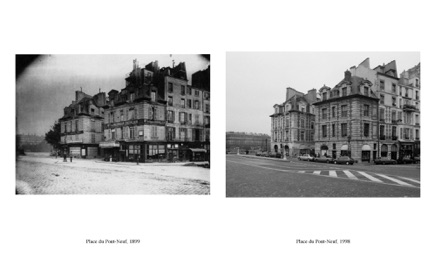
137, 155, 139, 165
63, 152, 67, 162
70, 155, 73, 162
109, 155, 112, 162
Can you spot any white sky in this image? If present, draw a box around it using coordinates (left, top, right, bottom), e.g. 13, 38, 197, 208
16, 54, 209, 136
226, 52, 420, 135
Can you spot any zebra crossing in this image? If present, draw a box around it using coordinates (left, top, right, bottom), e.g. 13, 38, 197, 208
296, 169, 420, 188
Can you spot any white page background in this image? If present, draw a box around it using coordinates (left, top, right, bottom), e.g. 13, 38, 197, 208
1, 0, 434, 263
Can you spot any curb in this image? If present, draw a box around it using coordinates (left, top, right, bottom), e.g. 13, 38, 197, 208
94, 160, 209, 167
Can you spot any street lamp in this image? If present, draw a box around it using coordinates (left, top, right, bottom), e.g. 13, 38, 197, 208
347, 135, 351, 157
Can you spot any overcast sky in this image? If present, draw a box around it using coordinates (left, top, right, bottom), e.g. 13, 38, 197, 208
226, 52, 420, 135
16, 54, 209, 136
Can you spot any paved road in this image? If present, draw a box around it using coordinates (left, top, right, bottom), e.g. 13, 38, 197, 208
226, 155, 420, 197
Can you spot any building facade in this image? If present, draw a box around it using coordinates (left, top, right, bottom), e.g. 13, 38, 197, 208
270, 88, 317, 157
59, 90, 106, 158
99, 59, 210, 162
313, 71, 378, 162
350, 58, 420, 160
226, 132, 270, 153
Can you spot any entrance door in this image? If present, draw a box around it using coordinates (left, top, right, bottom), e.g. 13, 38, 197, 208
362, 151, 370, 162
372, 151, 377, 161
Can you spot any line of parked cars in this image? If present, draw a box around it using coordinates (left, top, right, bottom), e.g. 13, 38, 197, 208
297, 153, 419, 165
256, 151, 282, 158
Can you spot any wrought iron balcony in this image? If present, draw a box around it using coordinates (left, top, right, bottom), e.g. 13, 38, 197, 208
403, 104, 417, 111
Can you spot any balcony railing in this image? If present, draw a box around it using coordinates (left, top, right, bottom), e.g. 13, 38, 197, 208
415, 122, 420, 126
403, 104, 417, 111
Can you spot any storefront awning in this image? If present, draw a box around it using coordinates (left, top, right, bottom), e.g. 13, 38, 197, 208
99, 142, 120, 148
340, 145, 348, 151
362, 145, 371, 151
189, 148, 207, 153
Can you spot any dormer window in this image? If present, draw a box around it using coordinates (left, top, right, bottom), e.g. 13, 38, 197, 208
364, 86, 369, 96
342, 87, 347, 97
323, 92, 327, 100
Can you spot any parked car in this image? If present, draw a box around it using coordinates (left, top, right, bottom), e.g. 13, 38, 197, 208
269, 152, 282, 158
374, 157, 397, 165
314, 155, 334, 163
333, 156, 354, 165
398, 156, 415, 164
413, 156, 420, 164
298, 154, 314, 161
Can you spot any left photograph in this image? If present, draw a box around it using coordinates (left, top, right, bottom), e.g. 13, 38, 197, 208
16, 54, 211, 195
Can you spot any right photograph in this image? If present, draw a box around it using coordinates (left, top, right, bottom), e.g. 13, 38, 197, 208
226, 52, 420, 197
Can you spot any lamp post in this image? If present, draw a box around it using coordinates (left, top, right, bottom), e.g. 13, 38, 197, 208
347, 135, 351, 158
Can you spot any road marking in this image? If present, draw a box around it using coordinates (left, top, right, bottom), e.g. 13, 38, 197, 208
329, 171, 337, 177
313, 171, 321, 175
357, 171, 383, 183
397, 176, 420, 184
375, 174, 414, 187
298, 171, 305, 173
343, 170, 358, 180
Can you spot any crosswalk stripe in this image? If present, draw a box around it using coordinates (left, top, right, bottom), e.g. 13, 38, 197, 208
343, 170, 358, 180
375, 174, 414, 187
329, 171, 337, 177
298, 171, 305, 173
357, 171, 383, 183
398, 176, 420, 184
313, 171, 321, 175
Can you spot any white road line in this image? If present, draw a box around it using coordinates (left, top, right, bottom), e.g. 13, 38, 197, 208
298, 171, 305, 173
397, 176, 421, 184
343, 170, 358, 180
357, 171, 383, 183
313, 171, 321, 175
375, 174, 415, 187
329, 171, 337, 177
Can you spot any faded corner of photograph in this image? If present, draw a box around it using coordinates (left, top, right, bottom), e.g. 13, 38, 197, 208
16, 54, 210, 195
226, 52, 420, 198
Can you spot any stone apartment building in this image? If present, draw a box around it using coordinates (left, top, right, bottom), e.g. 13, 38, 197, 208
350, 58, 420, 160
313, 71, 378, 162
270, 87, 317, 157
99, 59, 210, 162
59, 90, 106, 158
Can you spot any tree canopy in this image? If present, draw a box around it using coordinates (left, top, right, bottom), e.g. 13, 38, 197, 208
45, 121, 61, 150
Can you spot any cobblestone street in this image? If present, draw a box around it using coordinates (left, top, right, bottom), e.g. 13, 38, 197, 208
16, 153, 210, 195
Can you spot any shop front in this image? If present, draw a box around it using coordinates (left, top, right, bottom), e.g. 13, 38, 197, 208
99, 141, 120, 161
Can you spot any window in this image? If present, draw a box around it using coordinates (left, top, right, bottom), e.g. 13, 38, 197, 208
121, 127, 124, 139
322, 108, 327, 119
332, 107, 336, 118
151, 91, 156, 102
129, 127, 134, 139
195, 90, 199, 97
91, 133, 95, 143
364, 123, 369, 137
416, 129, 420, 139
205, 104, 210, 113
342, 87, 347, 96
416, 91, 419, 100
380, 94, 385, 105
363, 104, 369, 116
204, 116, 210, 125
398, 112, 402, 122
392, 96, 396, 106
332, 124, 335, 137
403, 128, 410, 140
151, 126, 158, 138
179, 112, 186, 124
91, 108, 95, 114
120, 110, 124, 121
380, 125, 385, 137
187, 87, 192, 95
392, 126, 397, 138
364, 86, 369, 96
128, 109, 135, 120
130, 93, 135, 102
110, 112, 114, 123
323, 92, 327, 100
181, 98, 185, 108
322, 125, 327, 138
91, 120, 95, 132
204, 92, 210, 100
187, 99, 192, 108
392, 111, 396, 122
341, 105, 347, 117
301, 119, 305, 128
167, 110, 174, 123
195, 114, 199, 125
300, 131, 305, 141
392, 83, 396, 93
167, 127, 176, 141
380, 108, 385, 121
168, 82, 173, 93
75, 120, 79, 132
181, 85, 185, 95
380, 80, 385, 90
195, 100, 200, 110
301, 107, 305, 113
188, 113, 192, 124
341, 123, 347, 137
111, 129, 115, 140
168, 96, 173, 106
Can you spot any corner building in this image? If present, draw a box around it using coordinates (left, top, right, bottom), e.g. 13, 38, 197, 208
270, 88, 317, 157
59, 90, 106, 158
313, 71, 379, 162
